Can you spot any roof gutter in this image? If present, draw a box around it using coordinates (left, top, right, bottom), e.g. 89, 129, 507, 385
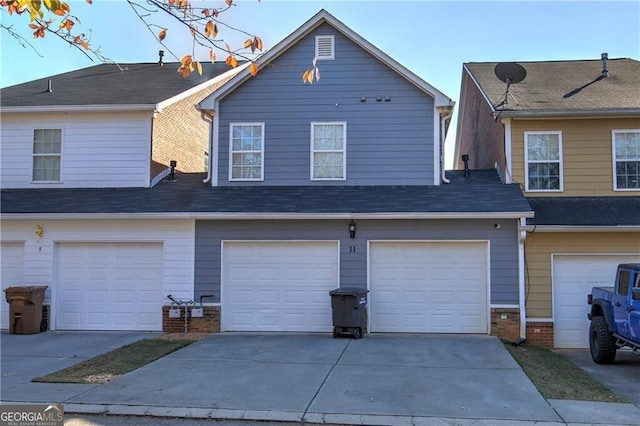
0, 211, 534, 221
493, 109, 640, 119
523, 224, 640, 232
0, 104, 158, 114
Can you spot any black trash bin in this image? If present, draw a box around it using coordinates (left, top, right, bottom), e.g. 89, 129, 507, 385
329, 287, 368, 339
4, 286, 48, 334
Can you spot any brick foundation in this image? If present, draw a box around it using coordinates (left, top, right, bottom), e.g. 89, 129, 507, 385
162, 305, 220, 333
525, 321, 554, 348
490, 308, 520, 342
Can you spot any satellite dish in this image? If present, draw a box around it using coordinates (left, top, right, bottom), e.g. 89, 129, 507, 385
494, 62, 527, 84
493, 62, 526, 109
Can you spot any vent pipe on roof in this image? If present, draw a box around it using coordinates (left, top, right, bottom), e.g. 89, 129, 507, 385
46, 79, 52, 93
601, 53, 608, 78
168, 160, 177, 182
159, 50, 165, 66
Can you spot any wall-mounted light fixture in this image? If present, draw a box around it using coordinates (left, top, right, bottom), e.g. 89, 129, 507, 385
35, 225, 43, 241
349, 220, 357, 239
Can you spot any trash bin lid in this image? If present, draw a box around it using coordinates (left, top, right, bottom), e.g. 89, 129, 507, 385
329, 287, 368, 296
4, 286, 48, 293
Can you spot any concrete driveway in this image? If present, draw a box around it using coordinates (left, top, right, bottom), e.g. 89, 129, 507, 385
2, 331, 563, 423
1, 331, 158, 402
557, 348, 640, 407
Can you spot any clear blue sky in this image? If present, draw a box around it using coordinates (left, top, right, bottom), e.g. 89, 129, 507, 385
2, 0, 639, 166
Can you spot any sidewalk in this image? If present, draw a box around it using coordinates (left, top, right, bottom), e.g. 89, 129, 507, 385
2, 332, 639, 425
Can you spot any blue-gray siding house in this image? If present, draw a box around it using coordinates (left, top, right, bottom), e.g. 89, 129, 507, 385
1, 9, 533, 337
195, 10, 533, 339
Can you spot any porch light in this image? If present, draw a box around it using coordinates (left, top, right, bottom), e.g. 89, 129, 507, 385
349, 220, 357, 239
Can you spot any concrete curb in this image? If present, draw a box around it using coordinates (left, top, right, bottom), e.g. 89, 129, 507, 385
5, 400, 639, 425
58, 402, 636, 426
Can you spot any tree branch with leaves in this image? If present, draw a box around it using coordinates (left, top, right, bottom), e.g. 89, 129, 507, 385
1, 0, 319, 82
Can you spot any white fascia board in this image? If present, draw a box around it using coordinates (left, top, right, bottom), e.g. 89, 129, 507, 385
0, 213, 194, 220
199, 9, 454, 109
1, 211, 533, 220
524, 225, 640, 232
463, 64, 496, 114
157, 65, 247, 112
494, 109, 640, 119
0, 104, 157, 113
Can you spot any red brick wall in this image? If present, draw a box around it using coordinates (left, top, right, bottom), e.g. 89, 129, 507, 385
525, 321, 554, 348
162, 305, 220, 333
151, 88, 212, 180
491, 307, 521, 342
150, 73, 236, 181
455, 72, 506, 175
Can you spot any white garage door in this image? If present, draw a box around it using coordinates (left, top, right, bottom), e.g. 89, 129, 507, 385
1, 242, 25, 330
222, 241, 339, 332
553, 254, 640, 348
57, 242, 163, 331
370, 241, 488, 333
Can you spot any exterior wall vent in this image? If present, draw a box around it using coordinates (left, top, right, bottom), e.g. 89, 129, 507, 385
315, 35, 335, 60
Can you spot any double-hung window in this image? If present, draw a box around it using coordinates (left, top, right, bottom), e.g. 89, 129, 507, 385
32, 129, 62, 182
311, 122, 346, 180
229, 123, 264, 181
613, 130, 640, 190
525, 131, 563, 192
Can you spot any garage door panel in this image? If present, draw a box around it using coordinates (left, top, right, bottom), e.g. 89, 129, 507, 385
223, 242, 338, 332
57, 242, 163, 331
370, 242, 488, 334
553, 254, 640, 348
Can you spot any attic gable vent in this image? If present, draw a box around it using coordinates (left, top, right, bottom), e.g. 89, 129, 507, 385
315, 35, 335, 60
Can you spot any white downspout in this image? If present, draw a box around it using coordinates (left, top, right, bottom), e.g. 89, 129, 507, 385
201, 101, 218, 185
501, 117, 512, 184
518, 216, 528, 339
440, 110, 453, 184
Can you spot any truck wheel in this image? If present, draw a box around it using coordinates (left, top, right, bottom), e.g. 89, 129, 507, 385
589, 316, 616, 364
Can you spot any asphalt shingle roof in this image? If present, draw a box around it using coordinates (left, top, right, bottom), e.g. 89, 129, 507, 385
1, 170, 532, 216
0, 62, 241, 107
527, 197, 640, 227
465, 58, 640, 114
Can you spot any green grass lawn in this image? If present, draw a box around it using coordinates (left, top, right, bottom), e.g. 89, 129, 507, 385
504, 342, 627, 402
33, 338, 195, 384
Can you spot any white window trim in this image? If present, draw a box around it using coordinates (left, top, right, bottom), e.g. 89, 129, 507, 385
310, 121, 347, 181
31, 127, 63, 184
612, 129, 640, 192
315, 35, 335, 60
524, 130, 563, 193
228, 122, 265, 182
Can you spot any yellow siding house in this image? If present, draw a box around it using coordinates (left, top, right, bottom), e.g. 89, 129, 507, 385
455, 56, 640, 348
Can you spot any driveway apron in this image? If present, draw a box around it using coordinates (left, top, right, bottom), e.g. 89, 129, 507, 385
557, 348, 640, 407
61, 333, 561, 422
1, 331, 157, 402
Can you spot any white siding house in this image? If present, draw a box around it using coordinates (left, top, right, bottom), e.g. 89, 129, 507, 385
1, 112, 152, 188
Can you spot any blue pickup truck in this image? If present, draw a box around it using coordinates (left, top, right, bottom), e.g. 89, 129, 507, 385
587, 263, 640, 364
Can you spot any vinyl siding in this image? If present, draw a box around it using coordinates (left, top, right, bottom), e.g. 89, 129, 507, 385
216, 23, 435, 186
1, 112, 152, 188
511, 118, 640, 196
0, 219, 195, 316
524, 232, 640, 318
194, 219, 519, 305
